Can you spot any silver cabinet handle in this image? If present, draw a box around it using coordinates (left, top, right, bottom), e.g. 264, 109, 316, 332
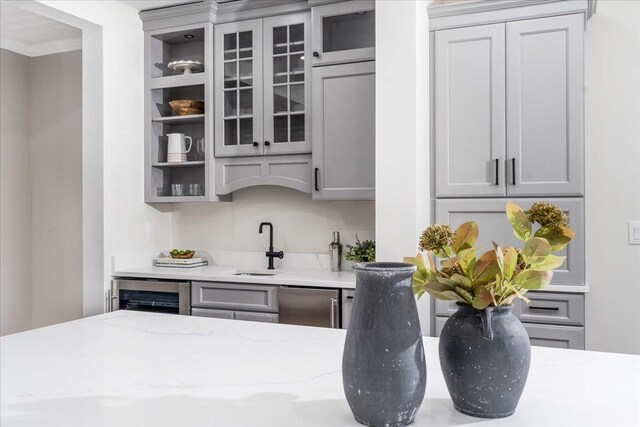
330, 297, 338, 328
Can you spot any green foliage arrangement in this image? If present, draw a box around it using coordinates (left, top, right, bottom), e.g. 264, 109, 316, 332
404, 202, 575, 309
345, 236, 376, 263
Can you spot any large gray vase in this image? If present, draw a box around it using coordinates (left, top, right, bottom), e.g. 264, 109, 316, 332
342, 262, 426, 427
439, 304, 531, 418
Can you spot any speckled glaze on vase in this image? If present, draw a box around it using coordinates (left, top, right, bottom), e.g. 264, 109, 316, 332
342, 262, 426, 427
439, 304, 531, 418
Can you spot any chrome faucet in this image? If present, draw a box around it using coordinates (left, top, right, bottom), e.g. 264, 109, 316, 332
259, 222, 284, 270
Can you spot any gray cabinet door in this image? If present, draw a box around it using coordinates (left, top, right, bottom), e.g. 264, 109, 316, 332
192, 307, 235, 320
435, 23, 506, 197
263, 13, 312, 155
312, 61, 375, 200
506, 14, 584, 196
191, 281, 278, 312
311, 0, 375, 67
234, 310, 279, 323
341, 289, 354, 330
435, 198, 585, 286
215, 19, 264, 157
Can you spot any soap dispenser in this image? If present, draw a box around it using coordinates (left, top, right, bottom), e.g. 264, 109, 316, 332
329, 231, 342, 272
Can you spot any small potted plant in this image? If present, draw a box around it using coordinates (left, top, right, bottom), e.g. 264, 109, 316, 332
345, 236, 376, 263
405, 202, 575, 418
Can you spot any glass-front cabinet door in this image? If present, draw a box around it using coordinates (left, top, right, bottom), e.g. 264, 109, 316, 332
311, 0, 375, 66
215, 20, 263, 157
263, 13, 312, 155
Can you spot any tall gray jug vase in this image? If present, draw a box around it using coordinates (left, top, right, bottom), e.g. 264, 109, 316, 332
439, 304, 531, 418
342, 262, 426, 427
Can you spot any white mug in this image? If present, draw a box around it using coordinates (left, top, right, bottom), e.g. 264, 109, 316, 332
167, 133, 192, 163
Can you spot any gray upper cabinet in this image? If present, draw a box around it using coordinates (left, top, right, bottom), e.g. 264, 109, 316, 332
215, 19, 264, 158
506, 14, 584, 197
215, 13, 311, 158
311, 0, 375, 67
435, 198, 585, 286
435, 23, 506, 198
312, 61, 375, 200
434, 14, 584, 198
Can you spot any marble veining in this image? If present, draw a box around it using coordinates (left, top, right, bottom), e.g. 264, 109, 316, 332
1, 311, 639, 427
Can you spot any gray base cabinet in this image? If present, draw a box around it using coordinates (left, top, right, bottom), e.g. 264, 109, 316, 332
191, 281, 279, 324
435, 198, 585, 287
192, 307, 278, 323
434, 291, 586, 350
191, 281, 278, 313
312, 61, 375, 200
341, 289, 354, 330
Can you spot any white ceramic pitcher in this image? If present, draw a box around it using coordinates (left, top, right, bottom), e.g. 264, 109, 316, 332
167, 133, 192, 163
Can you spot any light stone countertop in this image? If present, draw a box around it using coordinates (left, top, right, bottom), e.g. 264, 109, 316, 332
1, 311, 638, 426
109, 250, 588, 293
112, 264, 357, 289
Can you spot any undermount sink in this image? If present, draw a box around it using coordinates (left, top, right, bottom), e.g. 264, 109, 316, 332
233, 272, 277, 277
230, 269, 283, 277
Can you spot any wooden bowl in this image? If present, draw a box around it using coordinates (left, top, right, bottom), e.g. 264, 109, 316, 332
169, 100, 204, 116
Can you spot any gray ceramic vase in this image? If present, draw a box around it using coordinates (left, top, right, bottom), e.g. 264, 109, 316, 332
439, 304, 531, 418
342, 262, 426, 427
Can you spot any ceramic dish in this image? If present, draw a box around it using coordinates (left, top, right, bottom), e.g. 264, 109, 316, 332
167, 60, 203, 75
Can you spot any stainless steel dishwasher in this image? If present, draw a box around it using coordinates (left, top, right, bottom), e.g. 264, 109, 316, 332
278, 286, 340, 328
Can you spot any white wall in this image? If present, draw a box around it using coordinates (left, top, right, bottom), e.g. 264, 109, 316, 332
30, 0, 173, 314
585, 0, 640, 354
375, 1, 431, 331
0, 49, 33, 335
29, 51, 83, 329
172, 187, 375, 253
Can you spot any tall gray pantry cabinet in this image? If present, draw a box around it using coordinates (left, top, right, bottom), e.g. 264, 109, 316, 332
429, 0, 595, 349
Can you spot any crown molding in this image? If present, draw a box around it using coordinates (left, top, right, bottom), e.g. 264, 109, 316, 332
428, 0, 594, 31
0, 36, 81, 58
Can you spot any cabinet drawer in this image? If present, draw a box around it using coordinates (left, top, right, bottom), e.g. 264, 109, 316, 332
192, 282, 278, 312
435, 316, 447, 337
435, 316, 585, 350
192, 307, 234, 320
435, 299, 460, 317
234, 311, 279, 324
524, 323, 585, 350
520, 292, 584, 326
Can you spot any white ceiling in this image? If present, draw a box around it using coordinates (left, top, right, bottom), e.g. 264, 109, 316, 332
0, 1, 82, 57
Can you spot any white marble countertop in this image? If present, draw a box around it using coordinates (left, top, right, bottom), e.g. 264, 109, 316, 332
2, 312, 638, 426
112, 265, 357, 289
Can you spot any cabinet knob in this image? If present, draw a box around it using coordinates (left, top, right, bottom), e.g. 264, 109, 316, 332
313, 51, 320, 58
253, 141, 259, 147
264, 141, 271, 146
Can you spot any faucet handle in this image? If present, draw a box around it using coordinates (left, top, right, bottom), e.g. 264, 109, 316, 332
277, 251, 284, 259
